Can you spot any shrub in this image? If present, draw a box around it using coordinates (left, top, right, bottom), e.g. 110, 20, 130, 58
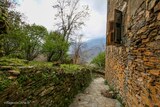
91, 52, 105, 69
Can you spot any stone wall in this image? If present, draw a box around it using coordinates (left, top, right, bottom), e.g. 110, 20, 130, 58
0, 67, 92, 107
105, 0, 160, 107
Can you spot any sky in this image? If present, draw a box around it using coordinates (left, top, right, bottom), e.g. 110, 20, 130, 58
15, 0, 107, 41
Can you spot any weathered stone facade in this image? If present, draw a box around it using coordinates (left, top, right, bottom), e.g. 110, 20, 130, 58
106, 0, 160, 107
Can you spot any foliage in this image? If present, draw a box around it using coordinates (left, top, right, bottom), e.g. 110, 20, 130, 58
0, 63, 92, 106
0, 73, 11, 91
60, 64, 83, 73
22, 24, 47, 60
28, 61, 53, 68
43, 31, 69, 62
0, 1, 21, 56
103, 80, 124, 107
91, 52, 105, 69
0, 0, 9, 34
0, 9, 25, 57
104, 80, 108, 85
0, 57, 28, 66
0, 6, 48, 61
0, 0, 90, 64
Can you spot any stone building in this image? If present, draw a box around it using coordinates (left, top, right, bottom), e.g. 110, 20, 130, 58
105, 0, 160, 107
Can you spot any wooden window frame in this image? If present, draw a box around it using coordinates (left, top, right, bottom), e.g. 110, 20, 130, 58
107, 9, 122, 45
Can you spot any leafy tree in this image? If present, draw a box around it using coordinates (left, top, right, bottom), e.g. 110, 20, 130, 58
91, 52, 105, 69
0, 0, 10, 56
0, 0, 9, 34
43, 31, 69, 62
1, 10, 25, 57
22, 24, 47, 61
53, 0, 89, 41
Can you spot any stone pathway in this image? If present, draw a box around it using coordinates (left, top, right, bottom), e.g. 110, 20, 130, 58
69, 77, 121, 107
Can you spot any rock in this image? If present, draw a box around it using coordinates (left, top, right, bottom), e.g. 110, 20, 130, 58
40, 87, 54, 96
147, 70, 160, 76
8, 76, 17, 79
52, 61, 61, 66
146, 40, 160, 49
137, 26, 147, 35
28, 66, 34, 69
149, 23, 155, 28
137, 77, 143, 82
144, 51, 153, 56
141, 35, 147, 39
142, 38, 149, 43
105, 85, 110, 90
146, 11, 150, 21
138, 10, 145, 16
115, 100, 122, 107
36, 71, 41, 74
8, 70, 20, 76
148, 0, 156, 10
0, 66, 13, 70
144, 62, 155, 67
34, 87, 46, 96
157, 13, 160, 20
101, 90, 113, 98
155, 35, 160, 40
154, 2, 160, 12
18, 66, 34, 70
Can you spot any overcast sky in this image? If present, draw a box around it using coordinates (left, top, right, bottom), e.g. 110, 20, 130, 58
15, 0, 107, 41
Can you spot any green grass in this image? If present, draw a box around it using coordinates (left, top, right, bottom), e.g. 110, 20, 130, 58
60, 64, 84, 73
0, 73, 11, 91
103, 80, 124, 107
104, 80, 108, 85
0, 57, 28, 66
28, 61, 53, 68
0, 57, 86, 91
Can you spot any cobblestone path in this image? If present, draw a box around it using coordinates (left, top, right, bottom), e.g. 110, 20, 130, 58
70, 77, 121, 107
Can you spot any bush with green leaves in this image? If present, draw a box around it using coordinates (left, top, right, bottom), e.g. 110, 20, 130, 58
43, 31, 69, 62
0, 0, 9, 34
91, 51, 105, 69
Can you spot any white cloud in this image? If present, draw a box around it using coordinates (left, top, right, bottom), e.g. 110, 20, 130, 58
80, 0, 107, 41
16, 0, 56, 31
16, 0, 107, 41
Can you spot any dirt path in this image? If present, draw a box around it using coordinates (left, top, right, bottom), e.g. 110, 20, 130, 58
69, 77, 121, 107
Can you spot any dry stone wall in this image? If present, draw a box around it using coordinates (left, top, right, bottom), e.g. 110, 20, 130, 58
0, 67, 92, 107
106, 0, 160, 107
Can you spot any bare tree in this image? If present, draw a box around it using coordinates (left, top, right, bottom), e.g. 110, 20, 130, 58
53, 0, 89, 42
71, 34, 86, 64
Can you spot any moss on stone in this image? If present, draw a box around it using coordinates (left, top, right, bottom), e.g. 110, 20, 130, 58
0, 59, 92, 106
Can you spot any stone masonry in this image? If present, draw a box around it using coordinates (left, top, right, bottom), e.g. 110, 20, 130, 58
106, 0, 160, 107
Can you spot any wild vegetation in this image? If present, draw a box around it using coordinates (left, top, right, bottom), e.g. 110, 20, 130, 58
0, 0, 90, 63
0, 57, 92, 106
91, 51, 105, 69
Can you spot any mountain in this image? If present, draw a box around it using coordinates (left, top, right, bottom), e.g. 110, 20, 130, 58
85, 37, 106, 50
82, 37, 106, 62
69, 37, 106, 63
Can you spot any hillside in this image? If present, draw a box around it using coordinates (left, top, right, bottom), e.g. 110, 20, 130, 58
83, 37, 106, 62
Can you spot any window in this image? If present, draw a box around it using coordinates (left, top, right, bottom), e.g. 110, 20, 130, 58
107, 21, 114, 45
107, 9, 122, 45
114, 9, 122, 44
